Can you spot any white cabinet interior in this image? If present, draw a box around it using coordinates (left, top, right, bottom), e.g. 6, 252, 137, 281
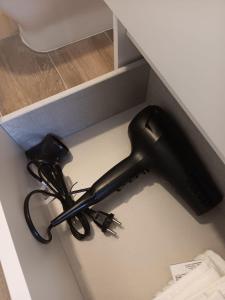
0, 6, 225, 299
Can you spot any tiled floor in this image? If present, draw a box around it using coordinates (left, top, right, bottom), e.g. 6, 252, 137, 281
0, 30, 113, 115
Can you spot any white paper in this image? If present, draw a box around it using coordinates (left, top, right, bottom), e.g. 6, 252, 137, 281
170, 260, 203, 282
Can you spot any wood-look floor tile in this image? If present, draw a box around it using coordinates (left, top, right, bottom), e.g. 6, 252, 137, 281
49, 32, 114, 89
0, 32, 113, 116
0, 35, 65, 115
0, 13, 18, 40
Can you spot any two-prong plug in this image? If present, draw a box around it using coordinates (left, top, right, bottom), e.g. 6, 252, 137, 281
87, 209, 121, 237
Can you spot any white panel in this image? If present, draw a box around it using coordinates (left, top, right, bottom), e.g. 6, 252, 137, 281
47, 105, 225, 300
0, 129, 84, 300
113, 15, 141, 68
0, 202, 31, 300
1, 0, 112, 52
105, 0, 225, 164
1, 60, 149, 150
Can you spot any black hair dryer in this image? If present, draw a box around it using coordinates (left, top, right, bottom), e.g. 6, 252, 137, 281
51, 106, 223, 227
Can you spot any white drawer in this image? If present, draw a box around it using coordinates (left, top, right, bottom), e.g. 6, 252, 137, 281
0, 40, 225, 300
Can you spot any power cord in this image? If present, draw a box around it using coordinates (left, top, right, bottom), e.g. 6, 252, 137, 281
24, 160, 121, 244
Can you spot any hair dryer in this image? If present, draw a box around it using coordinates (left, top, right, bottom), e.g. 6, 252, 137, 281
51, 106, 223, 228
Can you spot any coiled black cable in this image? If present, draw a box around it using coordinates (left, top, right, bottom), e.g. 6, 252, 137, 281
24, 159, 121, 243
24, 160, 91, 243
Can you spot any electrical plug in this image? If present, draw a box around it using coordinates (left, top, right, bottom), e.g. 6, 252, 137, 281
87, 209, 121, 237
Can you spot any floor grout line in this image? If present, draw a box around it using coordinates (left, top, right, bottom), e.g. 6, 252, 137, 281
48, 53, 69, 90
104, 30, 113, 43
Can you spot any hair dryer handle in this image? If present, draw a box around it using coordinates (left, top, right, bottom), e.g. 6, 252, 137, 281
50, 154, 144, 226
90, 153, 144, 202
